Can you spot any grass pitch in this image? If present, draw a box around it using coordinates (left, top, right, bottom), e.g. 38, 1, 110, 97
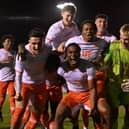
0, 97, 125, 129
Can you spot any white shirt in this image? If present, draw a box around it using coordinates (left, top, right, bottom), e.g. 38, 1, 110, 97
65, 35, 108, 63
45, 20, 80, 50
15, 44, 50, 85
58, 60, 95, 92
0, 48, 15, 81
96, 33, 116, 43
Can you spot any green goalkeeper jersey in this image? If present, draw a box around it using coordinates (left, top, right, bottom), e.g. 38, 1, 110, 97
104, 40, 129, 82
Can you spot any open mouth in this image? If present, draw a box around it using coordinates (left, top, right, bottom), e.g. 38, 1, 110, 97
33, 49, 40, 52
70, 59, 77, 65
87, 33, 92, 37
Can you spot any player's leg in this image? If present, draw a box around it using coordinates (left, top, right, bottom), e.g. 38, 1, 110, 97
25, 85, 47, 129
0, 81, 8, 121
8, 81, 15, 115
10, 83, 31, 129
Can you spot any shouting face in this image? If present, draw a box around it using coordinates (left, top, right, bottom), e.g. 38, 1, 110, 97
29, 37, 42, 54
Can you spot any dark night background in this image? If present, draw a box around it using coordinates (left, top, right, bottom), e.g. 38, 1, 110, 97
0, 0, 129, 47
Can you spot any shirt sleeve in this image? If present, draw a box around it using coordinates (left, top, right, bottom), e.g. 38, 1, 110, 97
15, 55, 24, 72
15, 55, 24, 94
86, 67, 95, 80
45, 25, 61, 50
104, 42, 114, 63
15, 71, 22, 94
57, 67, 65, 77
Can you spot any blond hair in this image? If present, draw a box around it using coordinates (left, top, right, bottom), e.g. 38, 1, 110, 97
120, 24, 129, 35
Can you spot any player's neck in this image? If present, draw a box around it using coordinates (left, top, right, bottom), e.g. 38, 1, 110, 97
96, 30, 107, 37
3, 48, 11, 52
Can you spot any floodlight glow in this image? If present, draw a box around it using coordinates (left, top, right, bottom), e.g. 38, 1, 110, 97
56, 2, 76, 9
56, 3, 64, 9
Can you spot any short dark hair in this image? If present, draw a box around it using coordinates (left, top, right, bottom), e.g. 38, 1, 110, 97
80, 20, 97, 32
95, 13, 108, 21
1, 34, 14, 44
65, 43, 81, 58
28, 28, 45, 38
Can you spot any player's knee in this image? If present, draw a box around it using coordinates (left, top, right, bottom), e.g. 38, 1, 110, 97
98, 106, 110, 116
98, 99, 110, 114
55, 108, 69, 123
31, 106, 37, 112
102, 108, 109, 116
15, 100, 24, 109
55, 103, 70, 122
55, 110, 64, 123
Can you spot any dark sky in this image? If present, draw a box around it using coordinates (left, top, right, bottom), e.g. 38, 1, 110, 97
0, 0, 129, 43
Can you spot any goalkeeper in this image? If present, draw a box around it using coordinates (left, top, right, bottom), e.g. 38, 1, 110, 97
104, 24, 129, 129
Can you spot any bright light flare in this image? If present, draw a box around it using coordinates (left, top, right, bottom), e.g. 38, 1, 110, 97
56, 2, 76, 9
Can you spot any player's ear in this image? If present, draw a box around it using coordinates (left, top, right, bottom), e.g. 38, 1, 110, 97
61, 11, 64, 18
